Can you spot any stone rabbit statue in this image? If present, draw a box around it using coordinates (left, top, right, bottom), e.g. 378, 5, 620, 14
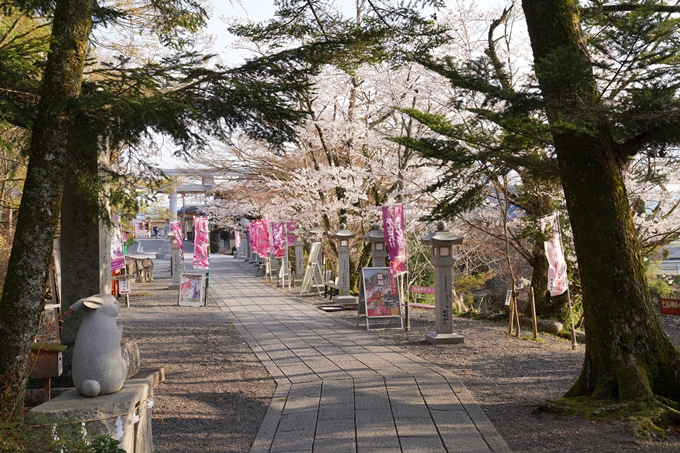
70, 294, 127, 397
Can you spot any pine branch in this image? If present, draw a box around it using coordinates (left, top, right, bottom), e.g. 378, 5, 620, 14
581, 3, 680, 17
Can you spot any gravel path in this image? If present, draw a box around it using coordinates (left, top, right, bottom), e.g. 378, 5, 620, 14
121, 268, 680, 453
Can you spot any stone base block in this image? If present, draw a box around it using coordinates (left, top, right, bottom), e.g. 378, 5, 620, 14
121, 339, 140, 379
425, 332, 464, 345
167, 283, 180, 290
333, 295, 357, 305
28, 369, 163, 453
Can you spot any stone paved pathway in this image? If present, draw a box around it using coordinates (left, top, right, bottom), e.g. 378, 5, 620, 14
206, 255, 511, 453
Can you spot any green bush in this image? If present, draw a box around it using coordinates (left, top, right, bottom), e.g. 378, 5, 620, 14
1, 414, 125, 453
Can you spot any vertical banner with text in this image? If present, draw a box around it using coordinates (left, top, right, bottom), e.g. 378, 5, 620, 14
271, 221, 287, 258
382, 204, 407, 276
193, 217, 210, 269
253, 220, 270, 257
111, 220, 125, 272
170, 221, 184, 262
287, 220, 297, 246
539, 213, 568, 296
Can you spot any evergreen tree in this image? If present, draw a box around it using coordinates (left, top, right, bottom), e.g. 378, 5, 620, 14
0, 0, 325, 415
400, 0, 680, 416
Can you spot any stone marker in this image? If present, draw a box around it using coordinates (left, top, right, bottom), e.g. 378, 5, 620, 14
421, 221, 465, 344
293, 228, 305, 286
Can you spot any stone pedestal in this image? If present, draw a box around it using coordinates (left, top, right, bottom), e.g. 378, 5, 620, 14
28, 370, 164, 453
424, 331, 464, 344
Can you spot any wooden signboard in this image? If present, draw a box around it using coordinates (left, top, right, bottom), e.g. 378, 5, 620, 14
660, 298, 680, 316
300, 242, 322, 295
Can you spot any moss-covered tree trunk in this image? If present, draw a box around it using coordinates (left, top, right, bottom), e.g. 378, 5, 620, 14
0, 0, 94, 416
529, 243, 550, 315
522, 0, 680, 401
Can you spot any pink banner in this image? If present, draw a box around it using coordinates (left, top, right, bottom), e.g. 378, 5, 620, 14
382, 204, 407, 276
271, 221, 287, 258
253, 220, 270, 256
234, 230, 241, 246
170, 221, 184, 262
111, 225, 125, 272
287, 220, 297, 246
193, 217, 210, 269
539, 214, 568, 296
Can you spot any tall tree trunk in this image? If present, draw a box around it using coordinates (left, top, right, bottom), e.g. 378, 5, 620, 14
529, 243, 550, 315
0, 0, 94, 416
522, 0, 680, 401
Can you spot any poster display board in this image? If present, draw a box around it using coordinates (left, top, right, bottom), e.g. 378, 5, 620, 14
178, 273, 205, 306
363, 267, 401, 318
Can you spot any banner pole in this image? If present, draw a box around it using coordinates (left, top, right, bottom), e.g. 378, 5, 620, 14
204, 220, 211, 307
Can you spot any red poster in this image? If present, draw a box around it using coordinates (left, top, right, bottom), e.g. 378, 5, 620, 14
660, 298, 680, 316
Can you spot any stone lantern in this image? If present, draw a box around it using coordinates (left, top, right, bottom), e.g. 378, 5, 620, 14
421, 221, 464, 344
330, 223, 356, 304
364, 222, 388, 267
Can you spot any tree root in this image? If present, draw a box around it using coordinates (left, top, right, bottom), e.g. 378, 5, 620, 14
534, 396, 680, 440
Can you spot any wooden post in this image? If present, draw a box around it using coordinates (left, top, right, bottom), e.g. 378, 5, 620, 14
530, 287, 538, 340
